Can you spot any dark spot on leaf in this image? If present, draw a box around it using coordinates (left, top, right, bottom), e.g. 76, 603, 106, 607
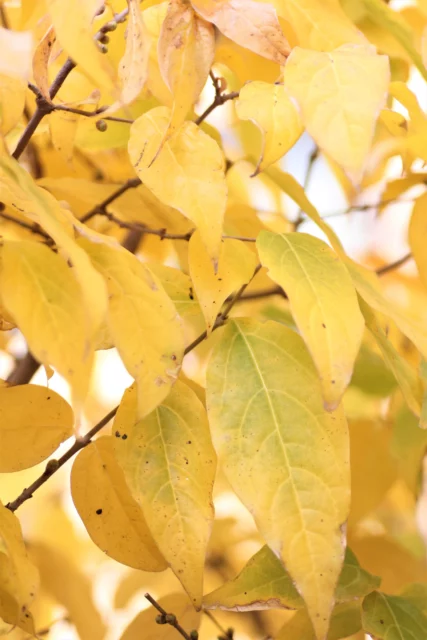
322, 323, 326, 328
96, 508, 103, 515
122, 434, 128, 440
115, 431, 120, 438
380, 620, 384, 624
187, 440, 192, 444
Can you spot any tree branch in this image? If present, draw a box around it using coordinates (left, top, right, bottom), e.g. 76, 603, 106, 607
195, 72, 239, 125
79, 178, 142, 223
0, 210, 52, 243
144, 593, 198, 640
376, 252, 412, 276
6, 264, 261, 513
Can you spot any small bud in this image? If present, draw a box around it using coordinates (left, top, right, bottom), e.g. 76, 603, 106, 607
190, 631, 199, 639
218, 77, 228, 93
45, 459, 59, 474
155, 614, 166, 625
99, 43, 108, 54
165, 614, 176, 624
103, 20, 117, 32
100, 34, 110, 44
96, 119, 108, 132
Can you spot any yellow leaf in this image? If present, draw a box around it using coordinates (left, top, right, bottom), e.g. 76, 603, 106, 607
45, 0, 117, 92
277, 0, 367, 51
113, 381, 216, 607
128, 107, 227, 266
189, 230, 256, 332
0, 155, 108, 339
71, 435, 167, 571
206, 319, 350, 639
348, 421, 397, 526
360, 299, 424, 422
80, 238, 184, 418
362, 591, 427, 639
236, 81, 303, 174
32, 25, 56, 103
0, 241, 93, 407
257, 231, 364, 409
0, 385, 73, 472
120, 593, 201, 640
105, 0, 149, 113
409, 193, 427, 291
191, 0, 290, 64
0, 75, 26, 136
276, 602, 361, 640
158, 0, 215, 137
346, 260, 427, 361
0, 27, 32, 80
49, 109, 80, 165
31, 542, 105, 640
284, 45, 390, 182
146, 262, 201, 317
0, 502, 39, 634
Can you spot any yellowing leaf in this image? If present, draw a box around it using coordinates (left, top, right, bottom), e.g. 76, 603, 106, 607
49, 109, 80, 165
236, 81, 303, 174
128, 107, 227, 265
120, 593, 201, 640
113, 381, 216, 607
71, 436, 166, 571
335, 548, 381, 603
0, 75, 26, 136
392, 406, 427, 494
45, 0, 116, 92
409, 193, 427, 291
80, 238, 184, 418
278, 0, 367, 51
276, 602, 361, 640
0, 502, 39, 634
105, 0, 149, 113
32, 25, 56, 102
0, 385, 73, 472
206, 319, 350, 639
284, 45, 390, 182
362, 0, 427, 81
146, 263, 201, 318
158, 0, 214, 137
191, 0, 290, 64
362, 591, 427, 639
0, 155, 108, 339
360, 299, 424, 422
0, 241, 93, 407
348, 421, 397, 526
257, 231, 364, 409
204, 545, 305, 611
347, 260, 427, 361
0, 27, 32, 80
189, 231, 256, 332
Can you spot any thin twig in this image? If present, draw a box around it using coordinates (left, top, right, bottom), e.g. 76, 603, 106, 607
238, 285, 286, 301
195, 71, 239, 125
79, 178, 142, 223
376, 252, 413, 275
145, 593, 197, 640
294, 147, 318, 229
0, 211, 52, 243
6, 264, 262, 513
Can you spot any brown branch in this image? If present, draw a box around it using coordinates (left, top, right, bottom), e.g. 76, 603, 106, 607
195, 72, 239, 125
13, 6, 130, 161
79, 178, 142, 223
6, 352, 40, 386
6, 264, 261, 513
294, 147, 318, 230
238, 285, 286, 301
376, 252, 412, 276
0, 211, 52, 243
145, 593, 197, 640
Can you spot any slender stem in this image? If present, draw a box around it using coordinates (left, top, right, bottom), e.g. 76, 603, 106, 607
79, 178, 142, 223
294, 147, 318, 229
6, 264, 262, 513
195, 91, 239, 126
376, 252, 412, 276
144, 593, 195, 640
0, 211, 52, 242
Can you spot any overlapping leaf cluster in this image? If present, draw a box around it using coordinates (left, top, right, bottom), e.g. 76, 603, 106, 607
0, 0, 427, 638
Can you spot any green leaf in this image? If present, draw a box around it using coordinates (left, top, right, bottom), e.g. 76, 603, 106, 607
257, 231, 364, 409
350, 343, 397, 397
276, 602, 362, 640
335, 548, 381, 603
362, 591, 427, 639
206, 319, 350, 639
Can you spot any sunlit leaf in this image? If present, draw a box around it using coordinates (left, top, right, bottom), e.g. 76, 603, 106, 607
32, 25, 56, 102
128, 106, 227, 266
350, 343, 397, 398
0, 385, 73, 472
284, 45, 390, 182
409, 193, 427, 292
71, 436, 167, 571
391, 406, 427, 495
80, 238, 184, 418
191, 0, 291, 63
0, 502, 39, 634
113, 380, 216, 607
189, 230, 256, 332
206, 319, 350, 639
236, 81, 303, 175
146, 262, 201, 317
257, 231, 364, 409
362, 591, 427, 639
0, 241, 93, 407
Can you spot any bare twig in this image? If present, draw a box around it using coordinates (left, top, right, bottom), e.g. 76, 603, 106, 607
7, 353, 40, 386
79, 178, 142, 223
195, 72, 239, 125
6, 264, 262, 512
376, 252, 413, 276
145, 593, 197, 640
294, 147, 318, 229
0, 211, 52, 243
